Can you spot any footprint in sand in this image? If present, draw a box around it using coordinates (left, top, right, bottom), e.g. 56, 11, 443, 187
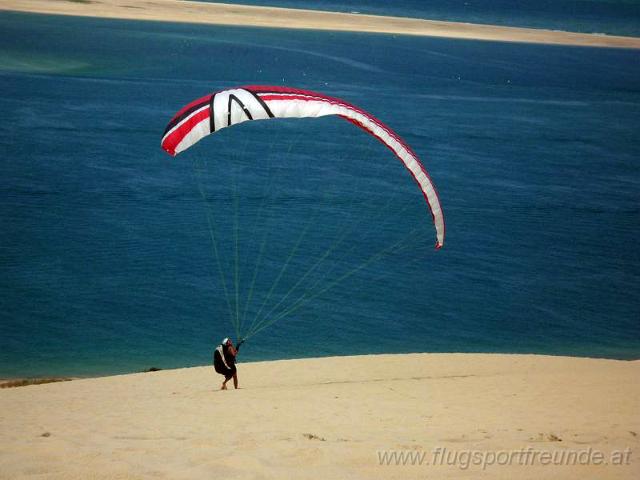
571, 434, 605, 444
441, 433, 487, 443
528, 432, 563, 442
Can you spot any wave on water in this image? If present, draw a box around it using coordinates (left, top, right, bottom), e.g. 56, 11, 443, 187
0, 53, 91, 75
412, 93, 590, 107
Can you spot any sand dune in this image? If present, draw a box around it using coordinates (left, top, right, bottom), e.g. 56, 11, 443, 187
1, 353, 638, 478
3, 0, 640, 48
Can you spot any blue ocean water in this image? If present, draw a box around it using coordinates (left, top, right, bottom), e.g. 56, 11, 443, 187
1, 11, 639, 377
205, 0, 640, 36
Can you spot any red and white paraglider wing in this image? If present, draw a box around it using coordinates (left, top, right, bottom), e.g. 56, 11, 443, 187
161, 85, 445, 249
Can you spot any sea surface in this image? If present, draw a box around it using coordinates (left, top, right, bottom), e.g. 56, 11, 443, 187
1, 10, 639, 377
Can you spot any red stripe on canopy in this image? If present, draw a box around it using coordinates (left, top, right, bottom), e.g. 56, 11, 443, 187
161, 108, 210, 156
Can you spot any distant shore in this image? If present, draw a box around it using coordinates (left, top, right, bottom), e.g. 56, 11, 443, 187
1, 353, 638, 478
3, 0, 640, 49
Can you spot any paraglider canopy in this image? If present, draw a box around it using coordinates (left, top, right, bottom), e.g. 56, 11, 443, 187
161, 85, 445, 249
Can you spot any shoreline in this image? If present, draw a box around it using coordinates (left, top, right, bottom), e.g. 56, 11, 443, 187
2, 0, 640, 49
2, 351, 639, 385
5, 351, 640, 382
1, 353, 638, 478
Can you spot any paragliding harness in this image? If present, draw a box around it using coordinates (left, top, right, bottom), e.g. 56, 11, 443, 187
213, 339, 244, 380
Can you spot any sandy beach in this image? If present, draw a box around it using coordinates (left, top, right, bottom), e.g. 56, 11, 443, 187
0, 353, 638, 479
3, 0, 640, 49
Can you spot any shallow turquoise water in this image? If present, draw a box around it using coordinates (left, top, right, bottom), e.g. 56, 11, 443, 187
1, 12, 639, 376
